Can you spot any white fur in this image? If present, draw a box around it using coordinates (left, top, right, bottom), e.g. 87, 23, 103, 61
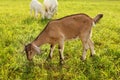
43, 0, 58, 19
93, 22, 96, 27
32, 44, 40, 54
30, 0, 45, 19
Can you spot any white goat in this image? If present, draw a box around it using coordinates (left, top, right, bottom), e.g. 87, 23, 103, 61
30, 0, 45, 19
43, 0, 58, 19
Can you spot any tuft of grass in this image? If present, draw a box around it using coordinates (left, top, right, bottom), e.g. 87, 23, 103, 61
0, 0, 120, 80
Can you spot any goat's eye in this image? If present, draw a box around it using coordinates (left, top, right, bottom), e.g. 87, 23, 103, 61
30, 51, 32, 54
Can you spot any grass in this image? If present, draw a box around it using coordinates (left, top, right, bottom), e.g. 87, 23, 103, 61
0, 0, 120, 80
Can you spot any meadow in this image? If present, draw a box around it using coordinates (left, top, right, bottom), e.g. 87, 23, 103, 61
0, 0, 120, 80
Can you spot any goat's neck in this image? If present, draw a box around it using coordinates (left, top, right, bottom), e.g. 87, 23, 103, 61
32, 32, 48, 47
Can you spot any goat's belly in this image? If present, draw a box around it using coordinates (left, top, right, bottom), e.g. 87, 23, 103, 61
65, 34, 79, 40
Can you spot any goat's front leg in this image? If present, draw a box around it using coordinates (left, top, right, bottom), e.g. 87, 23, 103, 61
35, 10, 38, 19
58, 41, 64, 64
30, 8, 32, 16
46, 44, 55, 61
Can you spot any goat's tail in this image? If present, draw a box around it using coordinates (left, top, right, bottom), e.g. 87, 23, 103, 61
94, 14, 103, 24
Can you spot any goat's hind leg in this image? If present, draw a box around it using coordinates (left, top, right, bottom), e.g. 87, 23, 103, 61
80, 32, 90, 61
81, 40, 89, 61
88, 39, 95, 56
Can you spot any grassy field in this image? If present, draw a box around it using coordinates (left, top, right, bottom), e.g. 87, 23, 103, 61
0, 0, 120, 80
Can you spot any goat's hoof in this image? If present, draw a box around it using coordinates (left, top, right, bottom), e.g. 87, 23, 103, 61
81, 57, 86, 61
90, 54, 95, 57
46, 57, 52, 62
59, 59, 64, 65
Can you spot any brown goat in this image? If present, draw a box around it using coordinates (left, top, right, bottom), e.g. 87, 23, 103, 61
25, 13, 103, 63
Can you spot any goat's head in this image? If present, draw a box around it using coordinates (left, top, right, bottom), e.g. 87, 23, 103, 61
44, 11, 54, 19
24, 43, 40, 61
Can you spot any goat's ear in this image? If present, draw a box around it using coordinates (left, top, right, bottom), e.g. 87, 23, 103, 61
32, 44, 40, 54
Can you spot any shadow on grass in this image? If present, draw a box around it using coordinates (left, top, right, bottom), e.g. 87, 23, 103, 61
37, 18, 51, 25
43, 61, 65, 80
21, 60, 65, 80
20, 61, 36, 80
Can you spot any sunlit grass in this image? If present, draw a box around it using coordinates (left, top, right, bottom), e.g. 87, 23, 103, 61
0, 0, 120, 80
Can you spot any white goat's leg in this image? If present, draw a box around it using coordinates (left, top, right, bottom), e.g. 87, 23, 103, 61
30, 8, 32, 16
35, 10, 38, 18
88, 39, 95, 56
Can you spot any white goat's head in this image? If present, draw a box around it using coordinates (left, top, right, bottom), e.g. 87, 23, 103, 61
44, 11, 54, 19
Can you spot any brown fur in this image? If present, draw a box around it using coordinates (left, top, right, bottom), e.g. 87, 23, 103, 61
25, 13, 103, 62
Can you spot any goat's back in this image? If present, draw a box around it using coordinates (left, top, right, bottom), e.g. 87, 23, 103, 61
30, 0, 42, 11
44, 0, 58, 7
43, 13, 94, 41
